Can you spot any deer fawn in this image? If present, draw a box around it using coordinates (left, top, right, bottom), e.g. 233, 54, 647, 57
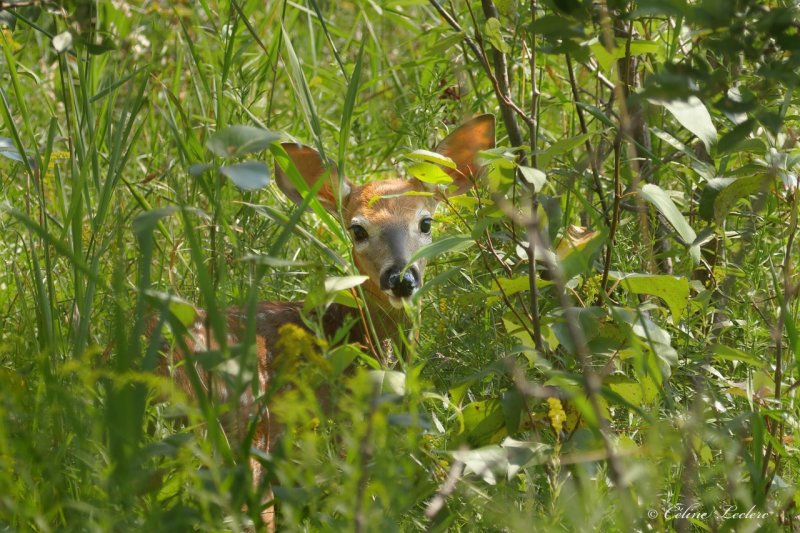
158, 114, 495, 527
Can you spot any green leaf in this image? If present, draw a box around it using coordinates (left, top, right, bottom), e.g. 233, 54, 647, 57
132, 206, 181, 238
329, 344, 363, 376
650, 96, 717, 152
609, 272, 690, 324
461, 398, 506, 446
611, 307, 678, 376
712, 174, 769, 227
219, 161, 270, 191
640, 183, 699, 261
281, 26, 324, 146
405, 149, 457, 169
485, 17, 510, 53
188, 163, 213, 177
502, 314, 536, 351
206, 125, 281, 158
588, 38, 659, 72
712, 344, 763, 368
558, 229, 606, 280
633, 316, 677, 371
538, 132, 591, 168
144, 290, 197, 327
406, 161, 453, 184
239, 255, 310, 268
518, 165, 547, 192
494, 0, 517, 17
409, 235, 474, 264
338, 39, 365, 175
430, 33, 464, 54
491, 276, 534, 298
605, 375, 659, 407
698, 177, 737, 221
718, 118, 757, 154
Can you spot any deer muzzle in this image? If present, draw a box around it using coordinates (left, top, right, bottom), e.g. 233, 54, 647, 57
381, 264, 420, 299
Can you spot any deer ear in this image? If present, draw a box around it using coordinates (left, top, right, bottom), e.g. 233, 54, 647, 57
274, 143, 351, 213
435, 114, 495, 195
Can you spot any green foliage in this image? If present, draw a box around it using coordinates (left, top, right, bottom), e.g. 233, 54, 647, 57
1, 0, 799, 531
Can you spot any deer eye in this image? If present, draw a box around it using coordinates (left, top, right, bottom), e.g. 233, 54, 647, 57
419, 217, 433, 234
350, 224, 369, 242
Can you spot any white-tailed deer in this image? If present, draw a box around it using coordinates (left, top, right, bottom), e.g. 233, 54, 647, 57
158, 114, 495, 527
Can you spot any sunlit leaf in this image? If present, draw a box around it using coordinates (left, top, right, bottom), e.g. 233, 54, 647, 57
452, 445, 506, 485
485, 17, 510, 53
608, 272, 690, 324
324, 275, 369, 294
406, 161, 453, 185
405, 149, 457, 169
460, 398, 506, 447
605, 375, 658, 407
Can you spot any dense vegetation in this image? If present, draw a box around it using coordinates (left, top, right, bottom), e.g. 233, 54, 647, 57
1, 0, 799, 530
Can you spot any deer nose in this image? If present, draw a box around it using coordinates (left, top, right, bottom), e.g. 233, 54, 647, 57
382, 265, 420, 298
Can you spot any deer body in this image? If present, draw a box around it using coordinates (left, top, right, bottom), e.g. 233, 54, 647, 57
158, 115, 495, 527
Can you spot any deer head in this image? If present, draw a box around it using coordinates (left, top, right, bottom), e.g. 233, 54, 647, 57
274, 115, 495, 308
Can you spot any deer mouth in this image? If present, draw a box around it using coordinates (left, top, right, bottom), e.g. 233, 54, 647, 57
386, 291, 417, 309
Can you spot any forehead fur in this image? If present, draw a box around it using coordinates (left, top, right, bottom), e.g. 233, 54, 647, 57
345, 179, 435, 223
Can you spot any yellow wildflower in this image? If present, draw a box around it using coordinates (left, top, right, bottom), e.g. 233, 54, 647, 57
547, 397, 566, 437
274, 323, 330, 374
275, 323, 317, 360
1, 29, 22, 53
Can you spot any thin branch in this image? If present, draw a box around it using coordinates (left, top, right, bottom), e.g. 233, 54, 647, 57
525, 206, 628, 491
762, 187, 799, 492
565, 53, 610, 222
527, 0, 544, 354
601, 136, 623, 295
480, 0, 525, 149
428, 0, 535, 130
